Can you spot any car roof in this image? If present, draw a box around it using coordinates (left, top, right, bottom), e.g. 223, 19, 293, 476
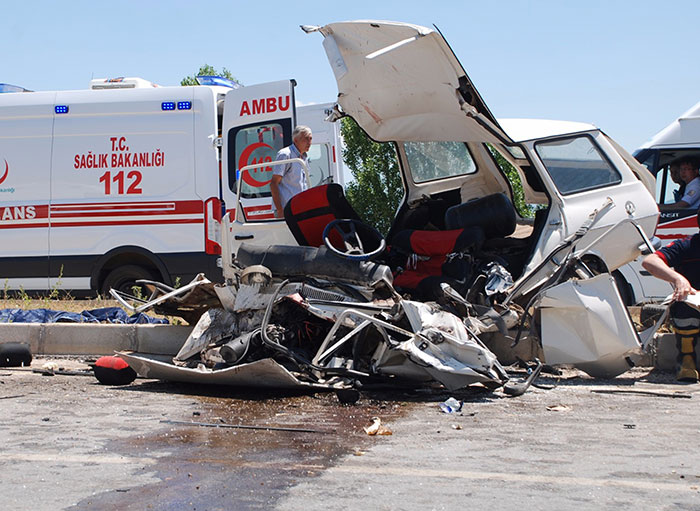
497, 118, 598, 143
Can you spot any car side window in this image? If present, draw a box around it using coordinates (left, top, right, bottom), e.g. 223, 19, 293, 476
535, 135, 621, 195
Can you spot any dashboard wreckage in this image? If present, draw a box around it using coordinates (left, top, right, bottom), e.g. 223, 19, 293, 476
114, 21, 660, 394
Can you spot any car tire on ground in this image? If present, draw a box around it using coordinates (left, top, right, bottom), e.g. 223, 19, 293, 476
0, 342, 32, 367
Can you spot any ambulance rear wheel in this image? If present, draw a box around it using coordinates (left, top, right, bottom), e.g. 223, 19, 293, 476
101, 265, 155, 297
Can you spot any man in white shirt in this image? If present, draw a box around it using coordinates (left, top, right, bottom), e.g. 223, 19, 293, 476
270, 126, 312, 218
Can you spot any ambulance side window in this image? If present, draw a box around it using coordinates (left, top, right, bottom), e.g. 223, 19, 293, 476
656, 166, 679, 205
308, 144, 332, 186
227, 120, 292, 198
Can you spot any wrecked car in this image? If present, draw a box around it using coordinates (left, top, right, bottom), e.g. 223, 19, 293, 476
116, 20, 659, 391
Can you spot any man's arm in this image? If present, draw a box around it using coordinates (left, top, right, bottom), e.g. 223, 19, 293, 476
270, 174, 284, 218
642, 253, 696, 301
661, 200, 691, 210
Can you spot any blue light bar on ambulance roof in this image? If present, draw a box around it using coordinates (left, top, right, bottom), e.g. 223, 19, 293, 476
55, 105, 69, 114
195, 75, 242, 89
177, 101, 191, 110
161, 102, 175, 111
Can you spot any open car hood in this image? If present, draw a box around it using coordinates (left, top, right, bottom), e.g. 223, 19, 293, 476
314, 21, 512, 144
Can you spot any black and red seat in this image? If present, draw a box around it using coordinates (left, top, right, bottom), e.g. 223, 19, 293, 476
390, 193, 517, 299
283, 183, 361, 248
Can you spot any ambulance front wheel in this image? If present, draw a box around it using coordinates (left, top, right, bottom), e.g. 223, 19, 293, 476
101, 265, 155, 297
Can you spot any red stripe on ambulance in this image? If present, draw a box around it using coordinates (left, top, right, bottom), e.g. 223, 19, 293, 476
50, 200, 203, 218
0, 200, 204, 228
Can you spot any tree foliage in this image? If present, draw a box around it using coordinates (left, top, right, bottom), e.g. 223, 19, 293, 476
486, 144, 534, 218
341, 117, 403, 235
181, 65, 238, 86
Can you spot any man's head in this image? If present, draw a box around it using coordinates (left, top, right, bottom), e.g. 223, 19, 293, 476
292, 125, 312, 153
678, 158, 699, 184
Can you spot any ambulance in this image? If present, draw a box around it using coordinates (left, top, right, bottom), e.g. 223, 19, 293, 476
0, 76, 343, 295
613, 101, 700, 303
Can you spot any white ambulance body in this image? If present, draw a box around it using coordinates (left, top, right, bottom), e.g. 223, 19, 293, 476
614, 101, 700, 303
0, 77, 342, 295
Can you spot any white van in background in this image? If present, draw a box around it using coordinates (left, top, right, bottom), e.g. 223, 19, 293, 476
0, 77, 343, 295
614, 101, 700, 303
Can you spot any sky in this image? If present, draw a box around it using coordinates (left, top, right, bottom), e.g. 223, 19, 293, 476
2, 0, 699, 151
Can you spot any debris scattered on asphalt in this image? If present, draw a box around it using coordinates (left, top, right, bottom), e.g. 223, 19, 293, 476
439, 397, 463, 414
336, 388, 360, 405
364, 417, 392, 436
161, 419, 333, 434
591, 389, 692, 399
42, 361, 59, 372
32, 368, 94, 377
503, 359, 544, 397
93, 356, 137, 386
546, 404, 571, 412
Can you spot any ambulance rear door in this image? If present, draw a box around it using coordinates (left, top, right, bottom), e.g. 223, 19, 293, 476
221, 80, 298, 253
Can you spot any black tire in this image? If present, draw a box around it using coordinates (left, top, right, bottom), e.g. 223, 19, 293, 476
101, 265, 156, 296
639, 303, 668, 329
0, 342, 32, 367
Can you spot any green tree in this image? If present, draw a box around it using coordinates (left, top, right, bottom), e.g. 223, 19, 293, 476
486, 144, 534, 218
181, 65, 239, 86
341, 117, 403, 235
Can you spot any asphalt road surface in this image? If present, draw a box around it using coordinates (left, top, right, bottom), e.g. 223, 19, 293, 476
1, 358, 699, 511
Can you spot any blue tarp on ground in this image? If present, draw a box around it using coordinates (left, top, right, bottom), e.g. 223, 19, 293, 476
0, 307, 169, 324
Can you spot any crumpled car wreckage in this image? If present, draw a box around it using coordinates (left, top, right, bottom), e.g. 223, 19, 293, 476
117, 254, 510, 392
115, 20, 660, 393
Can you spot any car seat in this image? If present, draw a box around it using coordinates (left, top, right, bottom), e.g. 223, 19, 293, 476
283, 183, 361, 248
444, 193, 516, 239
390, 193, 517, 300
390, 227, 485, 299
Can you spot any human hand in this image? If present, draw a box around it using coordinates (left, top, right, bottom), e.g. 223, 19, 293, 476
672, 274, 696, 302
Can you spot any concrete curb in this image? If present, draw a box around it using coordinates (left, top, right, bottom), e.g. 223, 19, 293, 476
0, 323, 192, 356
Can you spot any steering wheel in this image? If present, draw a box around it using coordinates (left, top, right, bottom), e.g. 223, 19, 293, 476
322, 219, 386, 260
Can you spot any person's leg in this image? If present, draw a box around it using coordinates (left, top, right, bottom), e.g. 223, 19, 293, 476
670, 302, 700, 382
